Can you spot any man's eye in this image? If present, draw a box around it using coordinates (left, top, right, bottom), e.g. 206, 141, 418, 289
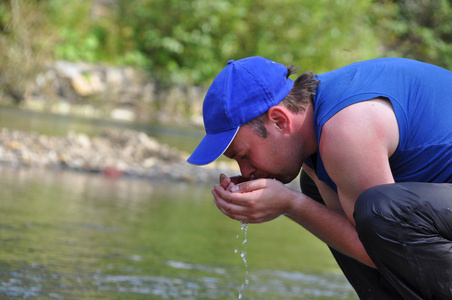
240, 154, 247, 160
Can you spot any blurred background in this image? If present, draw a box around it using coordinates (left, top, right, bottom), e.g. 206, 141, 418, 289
0, 0, 451, 299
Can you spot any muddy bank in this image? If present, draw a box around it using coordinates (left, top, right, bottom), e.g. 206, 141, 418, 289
0, 128, 238, 184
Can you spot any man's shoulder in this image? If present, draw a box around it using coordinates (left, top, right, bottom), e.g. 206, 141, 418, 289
320, 98, 399, 157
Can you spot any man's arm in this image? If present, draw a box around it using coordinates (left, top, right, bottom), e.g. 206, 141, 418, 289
302, 164, 342, 212
212, 176, 376, 267
211, 98, 398, 268
319, 98, 399, 223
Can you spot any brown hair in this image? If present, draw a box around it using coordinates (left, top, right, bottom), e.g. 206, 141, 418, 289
245, 66, 319, 138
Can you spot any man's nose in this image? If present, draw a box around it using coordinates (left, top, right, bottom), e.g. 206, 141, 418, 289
239, 162, 256, 180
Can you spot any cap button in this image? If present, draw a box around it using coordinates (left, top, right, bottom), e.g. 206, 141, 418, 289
227, 60, 234, 65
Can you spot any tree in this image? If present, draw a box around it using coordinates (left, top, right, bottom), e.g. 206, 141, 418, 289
374, 0, 452, 69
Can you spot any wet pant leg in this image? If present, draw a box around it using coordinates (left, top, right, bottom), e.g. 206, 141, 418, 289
299, 170, 402, 299
354, 182, 452, 300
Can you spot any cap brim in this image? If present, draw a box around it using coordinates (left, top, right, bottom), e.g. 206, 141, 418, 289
187, 127, 239, 165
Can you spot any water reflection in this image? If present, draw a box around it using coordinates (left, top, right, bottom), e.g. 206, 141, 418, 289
0, 166, 356, 299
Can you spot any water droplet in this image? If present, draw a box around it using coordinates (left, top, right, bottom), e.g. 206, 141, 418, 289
236, 222, 249, 299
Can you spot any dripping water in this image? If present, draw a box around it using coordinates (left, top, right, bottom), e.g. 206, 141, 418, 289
235, 221, 249, 299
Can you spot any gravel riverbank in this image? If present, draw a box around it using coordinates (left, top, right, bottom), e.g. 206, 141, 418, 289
0, 128, 238, 184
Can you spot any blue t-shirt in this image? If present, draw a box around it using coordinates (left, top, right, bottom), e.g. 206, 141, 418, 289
305, 57, 452, 191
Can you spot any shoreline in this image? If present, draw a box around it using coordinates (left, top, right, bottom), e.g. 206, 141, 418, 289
0, 127, 238, 185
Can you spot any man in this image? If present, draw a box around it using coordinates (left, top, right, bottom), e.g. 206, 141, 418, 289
187, 56, 452, 299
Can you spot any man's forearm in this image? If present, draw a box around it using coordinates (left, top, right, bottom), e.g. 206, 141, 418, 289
284, 192, 376, 268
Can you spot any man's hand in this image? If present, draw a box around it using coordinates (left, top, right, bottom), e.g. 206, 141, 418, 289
212, 177, 297, 223
215, 174, 375, 267
219, 173, 249, 189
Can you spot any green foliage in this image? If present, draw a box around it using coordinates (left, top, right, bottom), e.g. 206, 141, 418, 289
0, 0, 54, 103
372, 0, 452, 70
1, 0, 451, 90
47, 1, 116, 63
116, 0, 385, 84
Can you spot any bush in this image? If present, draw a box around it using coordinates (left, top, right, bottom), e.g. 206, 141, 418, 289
1, 0, 451, 104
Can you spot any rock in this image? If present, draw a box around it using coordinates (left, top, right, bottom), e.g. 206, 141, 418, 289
110, 108, 135, 121
0, 128, 238, 184
23, 61, 208, 126
71, 72, 104, 96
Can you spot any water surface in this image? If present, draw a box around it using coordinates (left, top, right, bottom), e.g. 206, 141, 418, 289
0, 107, 357, 299
0, 166, 357, 299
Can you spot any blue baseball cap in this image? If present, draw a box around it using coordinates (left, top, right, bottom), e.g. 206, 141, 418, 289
187, 56, 294, 165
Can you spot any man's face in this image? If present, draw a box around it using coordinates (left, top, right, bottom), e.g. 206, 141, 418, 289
223, 124, 303, 184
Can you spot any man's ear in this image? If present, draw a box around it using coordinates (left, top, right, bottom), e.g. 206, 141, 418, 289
267, 106, 292, 133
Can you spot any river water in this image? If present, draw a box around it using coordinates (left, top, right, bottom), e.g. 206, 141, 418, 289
0, 107, 357, 299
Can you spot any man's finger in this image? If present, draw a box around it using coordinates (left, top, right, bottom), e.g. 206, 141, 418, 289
212, 187, 248, 217
230, 178, 267, 193
219, 173, 231, 189
213, 184, 236, 203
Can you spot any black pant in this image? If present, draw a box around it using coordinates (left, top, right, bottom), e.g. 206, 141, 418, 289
355, 182, 452, 299
300, 171, 452, 299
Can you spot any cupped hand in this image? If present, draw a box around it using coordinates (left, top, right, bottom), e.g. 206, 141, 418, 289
219, 173, 248, 191
212, 177, 298, 223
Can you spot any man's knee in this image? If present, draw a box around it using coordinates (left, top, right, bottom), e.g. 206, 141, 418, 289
353, 184, 396, 246
353, 182, 448, 246
354, 182, 452, 239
